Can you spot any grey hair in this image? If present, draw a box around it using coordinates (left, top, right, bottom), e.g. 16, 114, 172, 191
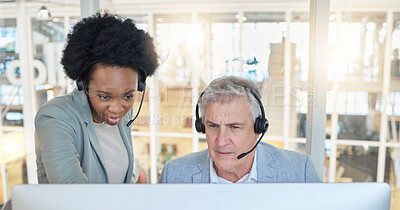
198, 76, 261, 122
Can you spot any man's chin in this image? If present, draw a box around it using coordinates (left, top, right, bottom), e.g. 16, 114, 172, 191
213, 159, 235, 171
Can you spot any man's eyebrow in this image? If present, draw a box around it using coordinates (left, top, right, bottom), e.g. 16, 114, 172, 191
205, 120, 218, 125
205, 121, 245, 126
225, 122, 245, 126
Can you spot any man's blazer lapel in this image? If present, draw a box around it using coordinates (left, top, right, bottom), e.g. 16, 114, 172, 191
257, 145, 277, 183
192, 150, 211, 183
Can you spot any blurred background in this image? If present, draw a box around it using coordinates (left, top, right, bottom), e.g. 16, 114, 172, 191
0, 0, 400, 209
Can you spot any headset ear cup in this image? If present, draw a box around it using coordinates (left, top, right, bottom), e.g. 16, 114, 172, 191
262, 118, 269, 133
254, 116, 269, 134
254, 116, 262, 134
76, 79, 84, 91
195, 118, 205, 133
138, 81, 146, 92
195, 118, 201, 132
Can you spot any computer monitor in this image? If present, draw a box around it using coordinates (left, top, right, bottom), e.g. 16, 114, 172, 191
11, 183, 390, 210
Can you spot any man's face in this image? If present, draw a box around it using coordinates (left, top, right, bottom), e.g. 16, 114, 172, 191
204, 96, 258, 176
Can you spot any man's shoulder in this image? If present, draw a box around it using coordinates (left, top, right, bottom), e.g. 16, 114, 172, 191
257, 142, 320, 182
258, 142, 309, 162
167, 149, 209, 167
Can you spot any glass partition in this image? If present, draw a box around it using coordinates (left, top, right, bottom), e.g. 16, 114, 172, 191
387, 12, 400, 209
0, 19, 20, 128
335, 145, 385, 182
32, 17, 66, 106
0, 18, 24, 204
155, 14, 198, 134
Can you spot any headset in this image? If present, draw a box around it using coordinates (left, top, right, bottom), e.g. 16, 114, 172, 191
195, 82, 269, 159
76, 77, 146, 92
76, 61, 147, 127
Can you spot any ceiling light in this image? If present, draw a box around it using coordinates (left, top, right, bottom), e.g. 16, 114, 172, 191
36, 6, 51, 20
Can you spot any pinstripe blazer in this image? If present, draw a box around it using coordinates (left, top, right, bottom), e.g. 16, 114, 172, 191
159, 142, 321, 183
35, 89, 135, 183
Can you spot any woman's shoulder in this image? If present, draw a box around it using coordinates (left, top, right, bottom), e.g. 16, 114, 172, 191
36, 90, 89, 121
38, 93, 73, 113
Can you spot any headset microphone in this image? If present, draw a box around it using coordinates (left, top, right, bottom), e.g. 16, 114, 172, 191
237, 131, 266, 159
126, 82, 146, 127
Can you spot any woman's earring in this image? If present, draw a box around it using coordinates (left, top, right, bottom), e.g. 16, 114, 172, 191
85, 91, 89, 95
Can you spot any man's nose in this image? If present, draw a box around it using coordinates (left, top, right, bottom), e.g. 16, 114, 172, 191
216, 126, 230, 147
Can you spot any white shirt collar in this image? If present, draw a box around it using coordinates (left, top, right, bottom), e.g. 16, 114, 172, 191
210, 150, 258, 184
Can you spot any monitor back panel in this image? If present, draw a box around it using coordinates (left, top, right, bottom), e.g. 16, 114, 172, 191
11, 183, 391, 210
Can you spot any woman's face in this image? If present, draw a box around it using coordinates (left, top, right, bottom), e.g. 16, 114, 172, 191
86, 65, 139, 125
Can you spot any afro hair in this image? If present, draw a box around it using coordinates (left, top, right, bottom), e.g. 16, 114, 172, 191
61, 11, 158, 83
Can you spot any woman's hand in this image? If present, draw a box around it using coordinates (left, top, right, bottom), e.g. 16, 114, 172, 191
136, 169, 148, 184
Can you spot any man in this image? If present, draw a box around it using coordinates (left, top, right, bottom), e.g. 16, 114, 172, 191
159, 76, 320, 183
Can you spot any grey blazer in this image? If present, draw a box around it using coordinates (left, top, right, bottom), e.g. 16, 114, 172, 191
35, 89, 135, 183
159, 142, 321, 183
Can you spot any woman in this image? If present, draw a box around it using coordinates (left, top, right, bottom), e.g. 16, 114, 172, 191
35, 12, 158, 183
